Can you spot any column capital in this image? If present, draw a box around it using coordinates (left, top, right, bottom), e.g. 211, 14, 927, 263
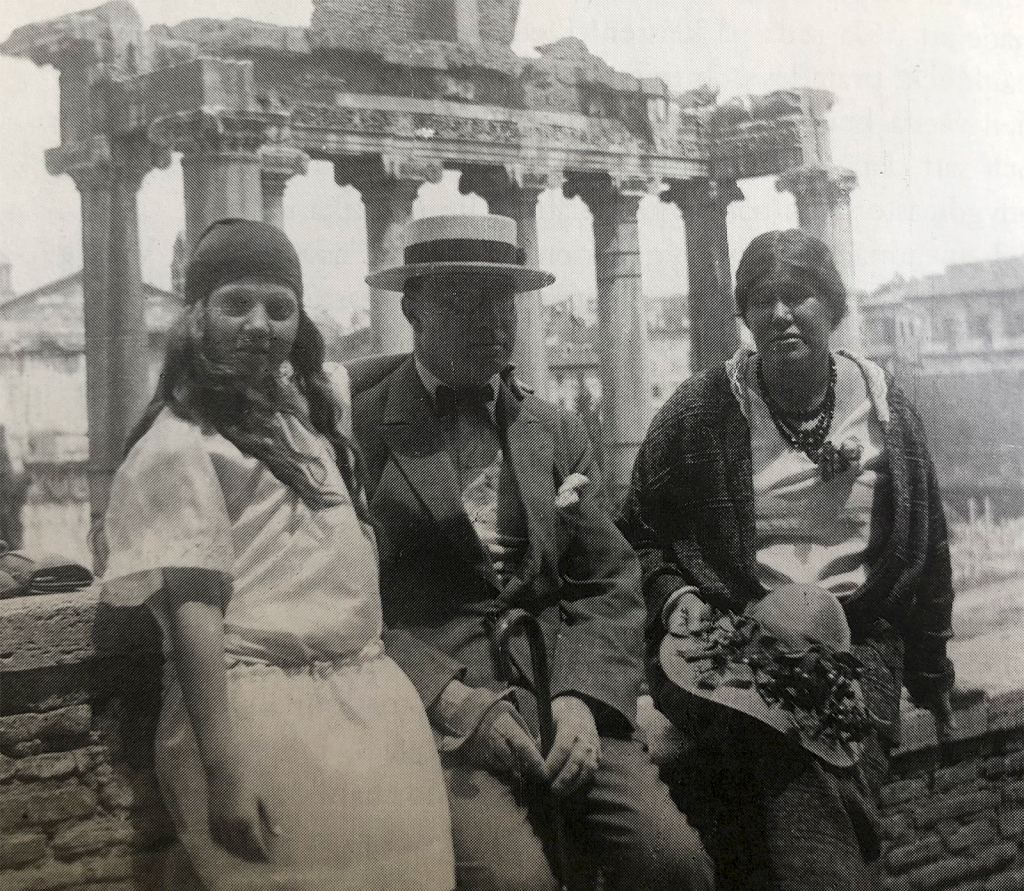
458, 164, 561, 207
776, 164, 857, 203
49, 133, 171, 193
563, 171, 656, 214
259, 144, 310, 182
150, 110, 283, 160
661, 177, 744, 214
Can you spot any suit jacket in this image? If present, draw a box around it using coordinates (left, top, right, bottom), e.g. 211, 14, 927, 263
354, 356, 643, 732
618, 364, 955, 745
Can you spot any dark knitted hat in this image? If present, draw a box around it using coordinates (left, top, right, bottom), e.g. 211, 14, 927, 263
184, 219, 303, 305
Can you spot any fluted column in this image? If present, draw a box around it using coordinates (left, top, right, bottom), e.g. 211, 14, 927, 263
180, 117, 266, 247
564, 172, 652, 503
50, 134, 168, 522
459, 165, 556, 397
663, 178, 744, 375
260, 144, 309, 231
336, 156, 442, 355
777, 164, 860, 350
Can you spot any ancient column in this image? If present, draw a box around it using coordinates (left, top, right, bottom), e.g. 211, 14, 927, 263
51, 134, 167, 522
180, 116, 266, 248
336, 157, 442, 355
663, 178, 744, 375
564, 172, 652, 504
260, 144, 309, 231
459, 165, 554, 397
777, 165, 860, 350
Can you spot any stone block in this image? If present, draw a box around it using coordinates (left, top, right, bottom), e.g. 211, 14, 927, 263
935, 761, 981, 794
978, 842, 1018, 873
997, 805, 1024, 838
887, 835, 945, 873
984, 756, 1006, 779
0, 849, 136, 891
0, 706, 91, 750
987, 870, 1024, 891
52, 817, 136, 859
1001, 752, 1024, 779
914, 789, 1001, 830
0, 785, 97, 831
0, 752, 16, 781
882, 775, 930, 808
941, 819, 996, 854
883, 811, 913, 843
905, 854, 984, 890
0, 833, 47, 870
1002, 780, 1024, 805
13, 752, 79, 782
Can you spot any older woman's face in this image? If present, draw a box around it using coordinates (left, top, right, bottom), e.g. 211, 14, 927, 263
743, 278, 834, 363
203, 276, 300, 380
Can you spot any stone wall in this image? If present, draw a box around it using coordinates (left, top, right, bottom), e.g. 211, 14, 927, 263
880, 695, 1024, 891
310, 0, 520, 46
0, 589, 167, 891
5, 589, 1024, 890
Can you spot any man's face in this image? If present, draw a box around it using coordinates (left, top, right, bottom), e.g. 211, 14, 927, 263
406, 273, 517, 387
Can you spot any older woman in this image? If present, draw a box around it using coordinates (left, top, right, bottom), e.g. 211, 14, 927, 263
619, 230, 955, 890
102, 219, 455, 891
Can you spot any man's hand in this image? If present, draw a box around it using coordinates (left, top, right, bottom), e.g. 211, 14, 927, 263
461, 700, 547, 781
545, 695, 601, 797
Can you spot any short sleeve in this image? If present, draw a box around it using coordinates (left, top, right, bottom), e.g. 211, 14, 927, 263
101, 411, 234, 608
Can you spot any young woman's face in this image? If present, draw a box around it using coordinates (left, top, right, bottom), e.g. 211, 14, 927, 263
204, 276, 300, 380
743, 278, 835, 365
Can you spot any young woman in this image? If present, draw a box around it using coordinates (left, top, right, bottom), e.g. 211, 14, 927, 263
102, 219, 455, 891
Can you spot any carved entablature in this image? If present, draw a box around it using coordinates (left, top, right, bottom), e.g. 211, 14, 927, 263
2, 2, 842, 188
148, 109, 287, 158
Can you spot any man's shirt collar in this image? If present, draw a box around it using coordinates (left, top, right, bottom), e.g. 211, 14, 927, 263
414, 354, 500, 424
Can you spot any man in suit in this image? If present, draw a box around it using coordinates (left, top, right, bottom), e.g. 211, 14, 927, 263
354, 215, 712, 891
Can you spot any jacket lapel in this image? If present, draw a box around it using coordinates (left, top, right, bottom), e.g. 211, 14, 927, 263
379, 359, 496, 584
503, 387, 559, 582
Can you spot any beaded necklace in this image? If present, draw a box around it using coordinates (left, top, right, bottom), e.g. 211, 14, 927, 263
757, 354, 837, 463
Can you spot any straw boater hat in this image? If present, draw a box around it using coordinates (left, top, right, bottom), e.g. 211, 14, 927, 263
659, 584, 872, 767
365, 214, 555, 293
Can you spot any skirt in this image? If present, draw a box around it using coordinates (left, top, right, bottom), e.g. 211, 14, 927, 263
155, 645, 456, 891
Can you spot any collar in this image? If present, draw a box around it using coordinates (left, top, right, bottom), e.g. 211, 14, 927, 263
724, 346, 890, 425
414, 354, 501, 424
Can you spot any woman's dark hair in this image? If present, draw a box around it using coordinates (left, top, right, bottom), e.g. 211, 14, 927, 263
125, 304, 372, 524
735, 229, 847, 328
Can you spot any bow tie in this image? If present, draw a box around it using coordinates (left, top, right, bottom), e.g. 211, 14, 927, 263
434, 383, 495, 419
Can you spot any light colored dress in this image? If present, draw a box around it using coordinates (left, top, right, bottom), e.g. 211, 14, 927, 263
103, 408, 455, 891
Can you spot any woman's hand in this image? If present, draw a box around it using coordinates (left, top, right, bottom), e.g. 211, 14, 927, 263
206, 763, 276, 862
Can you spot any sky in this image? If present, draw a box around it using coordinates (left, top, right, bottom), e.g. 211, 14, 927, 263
1, 0, 1023, 325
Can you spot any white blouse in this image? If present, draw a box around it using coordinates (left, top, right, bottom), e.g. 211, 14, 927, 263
726, 349, 891, 597
102, 408, 381, 663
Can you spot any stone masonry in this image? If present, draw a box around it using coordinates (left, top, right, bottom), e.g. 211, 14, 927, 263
4, 587, 1024, 889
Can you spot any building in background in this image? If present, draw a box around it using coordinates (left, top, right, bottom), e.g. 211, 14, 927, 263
861, 256, 1024, 519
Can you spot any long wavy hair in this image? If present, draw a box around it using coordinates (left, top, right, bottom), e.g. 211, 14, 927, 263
125, 300, 371, 522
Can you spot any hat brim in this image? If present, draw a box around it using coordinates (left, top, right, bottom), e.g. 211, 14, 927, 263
659, 634, 862, 768
366, 261, 555, 293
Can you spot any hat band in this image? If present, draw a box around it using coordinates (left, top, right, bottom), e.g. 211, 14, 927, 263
405, 238, 526, 267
